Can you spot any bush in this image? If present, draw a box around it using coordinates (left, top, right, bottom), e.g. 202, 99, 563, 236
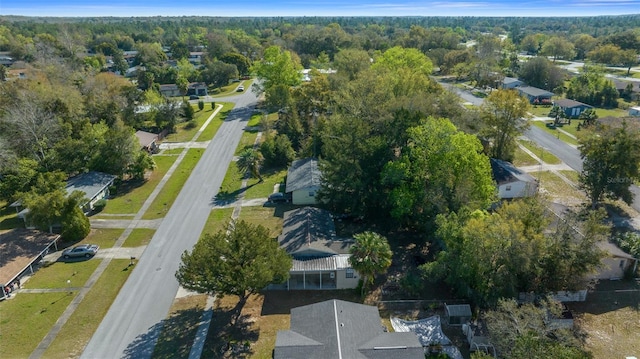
184, 120, 198, 130
93, 199, 107, 212
211, 101, 216, 110
198, 100, 204, 111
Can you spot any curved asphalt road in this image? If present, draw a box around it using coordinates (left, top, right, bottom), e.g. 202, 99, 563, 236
82, 90, 259, 359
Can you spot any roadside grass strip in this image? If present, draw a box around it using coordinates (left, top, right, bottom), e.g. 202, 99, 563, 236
198, 102, 234, 142
201, 208, 234, 239
519, 139, 563, 164
243, 168, 287, 200
41, 259, 135, 359
123, 228, 156, 247
102, 155, 177, 215
143, 148, 205, 219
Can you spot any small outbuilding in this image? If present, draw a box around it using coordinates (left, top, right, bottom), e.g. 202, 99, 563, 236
445, 304, 473, 326
135, 130, 159, 153
501, 77, 523, 89
490, 158, 538, 199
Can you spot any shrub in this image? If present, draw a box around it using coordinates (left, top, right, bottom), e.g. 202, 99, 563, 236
184, 120, 198, 130
198, 100, 204, 111
93, 199, 107, 212
211, 101, 216, 110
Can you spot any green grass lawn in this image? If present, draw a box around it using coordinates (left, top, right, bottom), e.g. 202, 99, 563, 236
143, 148, 205, 219
76, 228, 124, 249
530, 171, 585, 201
163, 105, 215, 143
529, 105, 553, 117
513, 145, 540, 167
243, 168, 287, 200
123, 228, 156, 247
0, 292, 76, 358
201, 208, 234, 239
23, 259, 101, 289
216, 162, 245, 202
237, 206, 283, 238
0, 201, 22, 231
234, 130, 260, 156
559, 170, 580, 184
198, 102, 235, 142
161, 148, 184, 155
594, 107, 629, 118
102, 155, 178, 215
518, 139, 562, 164
41, 259, 134, 359
531, 121, 579, 146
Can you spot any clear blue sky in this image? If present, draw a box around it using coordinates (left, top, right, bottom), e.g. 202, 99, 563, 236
2, 0, 639, 17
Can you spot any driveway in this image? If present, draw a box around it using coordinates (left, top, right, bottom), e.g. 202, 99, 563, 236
82, 89, 260, 359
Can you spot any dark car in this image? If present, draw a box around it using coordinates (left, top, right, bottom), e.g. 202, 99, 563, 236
189, 95, 199, 100
268, 192, 289, 203
62, 244, 99, 259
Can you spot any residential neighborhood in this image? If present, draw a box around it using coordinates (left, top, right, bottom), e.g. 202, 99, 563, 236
1, 12, 640, 359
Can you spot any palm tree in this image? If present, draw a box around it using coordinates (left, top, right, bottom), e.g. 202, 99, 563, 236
237, 148, 264, 182
348, 231, 393, 296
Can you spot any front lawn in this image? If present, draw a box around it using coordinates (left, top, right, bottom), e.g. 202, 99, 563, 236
529, 170, 586, 203
199, 102, 235, 141
201, 208, 234, 239
519, 139, 562, 164
41, 259, 134, 359
513, 145, 540, 167
234, 130, 260, 156
102, 155, 178, 215
163, 105, 215, 143
237, 206, 283, 238
22, 260, 101, 290
0, 292, 75, 358
123, 228, 156, 247
151, 294, 209, 359
216, 162, 245, 202
243, 168, 287, 200
143, 148, 205, 219
75, 228, 124, 249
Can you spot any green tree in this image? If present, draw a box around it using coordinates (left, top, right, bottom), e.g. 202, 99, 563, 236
170, 41, 190, 61
175, 220, 291, 323
126, 151, 156, 181
197, 100, 204, 111
93, 119, 139, 177
348, 231, 393, 296
251, 45, 302, 110
572, 33, 597, 60
588, 44, 623, 65
0, 158, 39, 202
480, 89, 531, 161
182, 100, 194, 121
620, 49, 639, 76
519, 56, 565, 91
201, 60, 238, 89
333, 48, 371, 81
236, 148, 264, 182
60, 190, 90, 241
176, 76, 189, 99
260, 134, 296, 168
382, 117, 496, 230
579, 122, 640, 208
21, 172, 67, 233
540, 36, 576, 61
220, 52, 251, 75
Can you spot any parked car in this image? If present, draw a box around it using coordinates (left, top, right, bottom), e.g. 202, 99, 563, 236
268, 192, 289, 203
62, 244, 99, 259
237, 85, 245, 92
189, 95, 199, 100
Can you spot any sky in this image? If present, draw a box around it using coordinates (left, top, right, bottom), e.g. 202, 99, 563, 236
2, 0, 640, 17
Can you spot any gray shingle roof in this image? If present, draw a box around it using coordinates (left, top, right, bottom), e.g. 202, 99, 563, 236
490, 158, 537, 186
279, 207, 352, 257
517, 86, 554, 97
502, 77, 522, 85
135, 130, 158, 148
553, 98, 592, 109
65, 171, 116, 202
274, 300, 423, 359
286, 158, 321, 193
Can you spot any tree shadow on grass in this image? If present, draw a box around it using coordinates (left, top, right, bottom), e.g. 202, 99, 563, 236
109, 179, 146, 200
260, 290, 361, 315
212, 183, 257, 205
200, 309, 258, 359
151, 308, 205, 359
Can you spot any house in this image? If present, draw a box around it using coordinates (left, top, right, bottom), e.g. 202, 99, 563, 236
275, 207, 359, 290
135, 130, 159, 153
490, 158, 538, 199
187, 82, 208, 96
159, 84, 181, 97
517, 86, 554, 105
445, 304, 472, 326
629, 106, 640, 117
274, 299, 424, 359
188, 51, 204, 65
501, 77, 523, 89
0, 229, 60, 300
553, 98, 593, 118
592, 241, 638, 280
286, 158, 321, 205
612, 79, 640, 100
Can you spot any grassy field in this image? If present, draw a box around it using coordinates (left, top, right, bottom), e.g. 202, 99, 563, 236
234, 130, 260, 156
513, 145, 540, 167
124, 228, 156, 247
102, 155, 177, 215
559, 170, 580, 184
152, 294, 209, 359
531, 121, 579, 146
217, 162, 245, 202
41, 259, 134, 359
594, 107, 630, 118
0, 292, 76, 358
519, 139, 562, 164
529, 105, 553, 117
199, 102, 235, 141
143, 148, 205, 219
22, 259, 101, 289
237, 206, 284, 238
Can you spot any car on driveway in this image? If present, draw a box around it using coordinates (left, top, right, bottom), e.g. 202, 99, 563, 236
268, 192, 289, 203
189, 95, 199, 100
237, 85, 245, 92
62, 244, 99, 259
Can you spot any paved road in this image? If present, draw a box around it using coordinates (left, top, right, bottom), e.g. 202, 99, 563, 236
82, 90, 259, 359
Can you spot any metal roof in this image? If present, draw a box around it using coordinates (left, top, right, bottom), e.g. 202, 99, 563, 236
286, 158, 321, 193
291, 254, 352, 271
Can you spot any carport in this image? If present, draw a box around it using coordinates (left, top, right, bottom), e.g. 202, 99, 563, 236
0, 229, 60, 300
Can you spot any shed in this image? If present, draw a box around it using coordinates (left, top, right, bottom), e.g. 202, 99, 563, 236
135, 130, 159, 153
285, 158, 321, 205
501, 77, 523, 89
445, 304, 472, 326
